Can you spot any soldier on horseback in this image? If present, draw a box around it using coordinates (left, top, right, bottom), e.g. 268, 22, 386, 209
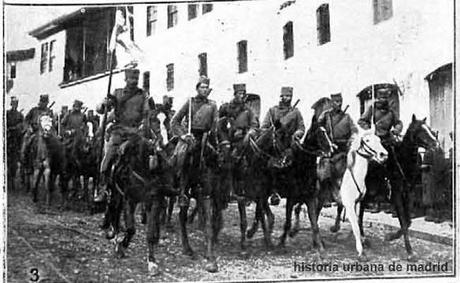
358, 87, 402, 212
317, 93, 358, 204
94, 69, 152, 202
20, 94, 53, 165
7, 96, 24, 189
62, 100, 87, 159
261, 86, 305, 206
171, 75, 218, 206
217, 83, 258, 199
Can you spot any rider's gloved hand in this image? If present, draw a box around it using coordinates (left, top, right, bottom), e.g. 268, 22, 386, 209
293, 130, 303, 141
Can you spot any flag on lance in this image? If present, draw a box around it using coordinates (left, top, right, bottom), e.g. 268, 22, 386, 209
109, 6, 144, 68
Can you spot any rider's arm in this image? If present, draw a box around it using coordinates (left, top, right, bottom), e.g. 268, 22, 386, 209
171, 100, 189, 137
294, 109, 305, 138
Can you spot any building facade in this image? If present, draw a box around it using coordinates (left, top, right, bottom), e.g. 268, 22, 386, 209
6, 0, 454, 149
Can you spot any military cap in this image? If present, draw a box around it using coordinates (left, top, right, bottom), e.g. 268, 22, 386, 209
281, 86, 293, 96
73, 100, 83, 107
233, 83, 246, 93
330, 93, 342, 100
39, 94, 49, 102
10, 96, 18, 103
125, 68, 140, 78
197, 75, 210, 86
62, 105, 68, 111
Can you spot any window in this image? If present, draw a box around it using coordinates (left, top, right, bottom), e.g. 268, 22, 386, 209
49, 40, 56, 72
373, 0, 393, 24
198, 53, 207, 76
146, 6, 158, 36
237, 40, 248, 73
167, 5, 178, 28
40, 42, 48, 74
127, 6, 134, 41
10, 63, 16, 79
202, 4, 213, 14
283, 21, 294, 59
63, 8, 114, 82
316, 4, 330, 45
188, 4, 198, 20
166, 63, 174, 91
143, 71, 150, 93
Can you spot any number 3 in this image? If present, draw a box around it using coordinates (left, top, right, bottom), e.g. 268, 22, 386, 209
30, 268, 39, 282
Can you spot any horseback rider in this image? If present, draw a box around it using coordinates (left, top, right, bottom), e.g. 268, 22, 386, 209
61, 100, 87, 160
7, 96, 25, 148
94, 69, 152, 202
358, 87, 402, 213
317, 93, 358, 205
217, 83, 258, 199
261, 86, 305, 206
86, 109, 100, 133
151, 95, 175, 143
20, 94, 53, 164
171, 75, 218, 206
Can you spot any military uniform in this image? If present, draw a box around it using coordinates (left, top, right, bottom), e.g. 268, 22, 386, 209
95, 69, 151, 202
357, 88, 401, 212
261, 86, 305, 205
7, 97, 24, 185
20, 95, 53, 163
171, 76, 218, 204
62, 100, 87, 158
217, 84, 258, 198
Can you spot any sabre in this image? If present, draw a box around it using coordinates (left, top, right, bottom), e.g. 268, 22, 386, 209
49, 101, 56, 109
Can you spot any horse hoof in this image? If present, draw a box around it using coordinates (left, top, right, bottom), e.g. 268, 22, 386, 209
362, 238, 371, 248
148, 261, 161, 276
330, 225, 340, 233
240, 242, 247, 250
407, 253, 418, 262
246, 229, 256, 239
289, 229, 299, 238
240, 250, 250, 259
384, 232, 400, 242
205, 261, 218, 273
115, 244, 125, 259
183, 248, 194, 257
358, 253, 369, 262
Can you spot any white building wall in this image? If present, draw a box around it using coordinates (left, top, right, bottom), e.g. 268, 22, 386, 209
8, 0, 453, 133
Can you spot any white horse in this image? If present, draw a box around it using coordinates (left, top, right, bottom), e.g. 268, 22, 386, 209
336, 125, 388, 259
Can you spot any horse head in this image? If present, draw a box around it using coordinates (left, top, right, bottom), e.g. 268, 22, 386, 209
39, 114, 54, 138
352, 126, 388, 164
404, 114, 439, 150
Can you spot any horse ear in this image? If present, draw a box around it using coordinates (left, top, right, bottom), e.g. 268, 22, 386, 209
422, 117, 427, 123
412, 114, 416, 122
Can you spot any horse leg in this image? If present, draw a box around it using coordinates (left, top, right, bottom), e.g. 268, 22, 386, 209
258, 199, 274, 249
264, 200, 275, 235
330, 204, 344, 233
203, 196, 218, 273
237, 198, 248, 250
344, 200, 367, 261
278, 198, 294, 248
32, 167, 42, 203
357, 200, 371, 248
246, 205, 260, 239
115, 199, 136, 258
166, 196, 176, 229
179, 197, 194, 256
146, 198, 162, 275
289, 203, 302, 238
306, 198, 325, 253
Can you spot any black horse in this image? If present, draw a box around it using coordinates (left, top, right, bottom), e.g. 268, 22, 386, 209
104, 132, 176, 275
330, 115, 438, 261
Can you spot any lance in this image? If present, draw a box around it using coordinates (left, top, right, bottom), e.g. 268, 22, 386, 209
98, 50, 116, 172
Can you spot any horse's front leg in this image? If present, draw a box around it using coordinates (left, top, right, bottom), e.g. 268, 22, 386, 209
259, 199, 274, 249
330, 204, 344, 233
246, 204, 260, 239
115, 199, 136, 258
278, 197, 295, 247
289, 203, 302, 238
146, 198, 162, 276
237, 198, 248, 250
343, 199, 366, 261
306, 197, 325, 253
32, 166, 42, 203
179, 177, 194, 256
